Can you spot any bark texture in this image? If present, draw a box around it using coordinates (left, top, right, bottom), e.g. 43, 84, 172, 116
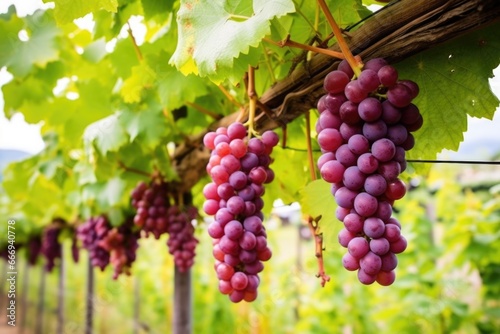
173, 0, 500, 192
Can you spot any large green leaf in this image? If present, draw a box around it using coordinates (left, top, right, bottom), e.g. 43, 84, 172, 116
0, 9, 60, 77
45, 0, 119, 25
397, 23, 500, 161
170, 0, 295, 82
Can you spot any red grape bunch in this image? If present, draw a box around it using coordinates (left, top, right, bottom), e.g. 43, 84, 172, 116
316, 58, 423, 285
131, 180, 170, 239
77, 215, 111, 271
27, 235, 42, 266
41, 220, 66, 272
203, 122, 278, 303
166, 205, 199, 273
98, 217, 141, 279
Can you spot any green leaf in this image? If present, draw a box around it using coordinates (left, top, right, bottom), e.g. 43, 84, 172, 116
47, 0, 119, 25
154, 53, 210, 110
170, 0, 295, 82
82, 37, 107, 63
300, 179, 337, 227
99, 176, 127, 207
141, 0, 173, 20
397, 23, 500, 161
121, 62, 157, 103
84, 114, 128, 155
119, 107, 170, 148
0, 9, 60, 77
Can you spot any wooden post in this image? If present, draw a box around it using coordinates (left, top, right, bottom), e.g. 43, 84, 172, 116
19, 259, 29, 334
173, 267, 192, 334
35, 268, 46, 334
133, 276, 140, 334
56, 247, 64, 334
85, 255, 94, 334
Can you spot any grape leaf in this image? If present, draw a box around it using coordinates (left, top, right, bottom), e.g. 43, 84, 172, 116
84, 114, 128, 155
140, 0, 173, 20
45, 0, 119, 25
82, 37, 107, 63
121, 63, 157, 103
0, 9, 60, 77
119, 107, 170, 148
397, 23, 500, 161
300, 179, 337, 229
169, 0, 295, 82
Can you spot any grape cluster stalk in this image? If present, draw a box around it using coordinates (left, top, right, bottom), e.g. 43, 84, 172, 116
316, 58, 423, 285
203, 122, 278, 303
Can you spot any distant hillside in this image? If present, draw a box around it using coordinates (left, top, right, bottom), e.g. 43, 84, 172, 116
0, 149, 31, 181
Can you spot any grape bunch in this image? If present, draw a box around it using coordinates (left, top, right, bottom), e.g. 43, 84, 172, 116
99, 217, 141, 279
316, 58, 422, 285
77, 215, 111, 271
203, 122, 278, 303
166, 205, 199, 273
27, 235, 42, 266
41, 221, 65, 272
131, 180, 170, 239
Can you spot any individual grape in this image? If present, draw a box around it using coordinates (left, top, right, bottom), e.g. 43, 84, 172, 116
363, 217, 385, 238
358, 69, 380, 92
347, 237, 370, 259
354, 192, 378, 217
321, 160, 346, 184
358, 97, 382, 122
369, 238, 390, 255
343, 166, 366, 191
342, 253, 360, 271
316, 57, 421, 286
324, 70, 350, 94
387, 83, 413, 107
203, 123, 277, 302
348, 134, 370, 155
343, 213, 364, 234
376, 270, 396, 286
377, 65, 398, 87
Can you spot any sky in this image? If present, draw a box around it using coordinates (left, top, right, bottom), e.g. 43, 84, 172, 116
0, 1, 499, 158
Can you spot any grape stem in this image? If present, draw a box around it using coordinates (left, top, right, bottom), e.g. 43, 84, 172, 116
118, 161, 152, 178
185, 101, 222, 120
244, 66, 260, 138
307, 215, 330, 287
127, 21, 143, 62
269, 35, 345, 60
305, 111, 317, 181
217, 85, 245, 110
316, 0, 362, 77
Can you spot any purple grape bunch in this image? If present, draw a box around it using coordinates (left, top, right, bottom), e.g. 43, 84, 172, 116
131, 180, 170, 239
316, 58, 423, 285
77, 215, 111, 271
41, 221, 65, 272
166, 205, 199, 273
202, 122, 278, 303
